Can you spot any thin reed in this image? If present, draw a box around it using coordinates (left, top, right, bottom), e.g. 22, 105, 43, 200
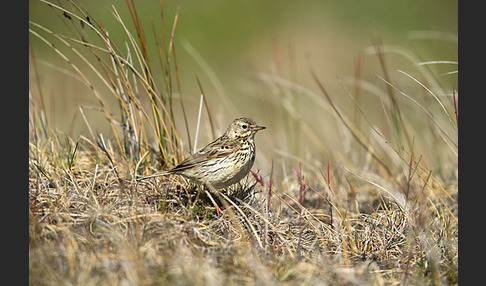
29, 1, 457, 285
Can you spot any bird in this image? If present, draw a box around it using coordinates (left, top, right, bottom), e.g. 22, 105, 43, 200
138, 117, 265, 190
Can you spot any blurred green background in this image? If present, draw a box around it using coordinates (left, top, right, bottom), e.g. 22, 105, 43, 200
29, 0, 457, 166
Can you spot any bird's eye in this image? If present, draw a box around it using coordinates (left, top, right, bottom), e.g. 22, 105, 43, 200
242, 124, 248, 129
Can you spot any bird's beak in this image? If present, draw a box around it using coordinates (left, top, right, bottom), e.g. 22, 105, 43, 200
253, 125, 266, 131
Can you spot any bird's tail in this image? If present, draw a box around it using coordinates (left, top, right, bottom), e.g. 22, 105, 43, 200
137, 172, 170, 181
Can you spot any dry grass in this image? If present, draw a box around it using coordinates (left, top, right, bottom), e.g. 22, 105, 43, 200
29, 1, 457, 285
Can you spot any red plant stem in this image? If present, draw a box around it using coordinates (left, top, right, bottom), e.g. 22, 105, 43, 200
264, 161, 274, 249
267, 161, 274, 215
453, 88, 458, 125
327, 160, 330, 185
327, 160, 334, 230
295, 163, 306, 259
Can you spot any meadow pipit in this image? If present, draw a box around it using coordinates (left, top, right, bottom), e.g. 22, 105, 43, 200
139, 117, 265, 190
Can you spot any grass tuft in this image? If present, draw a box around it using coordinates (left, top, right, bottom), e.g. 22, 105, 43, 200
30, 1, 457, 285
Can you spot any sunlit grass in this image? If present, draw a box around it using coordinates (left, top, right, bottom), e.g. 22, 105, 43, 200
29, 1, 457, 285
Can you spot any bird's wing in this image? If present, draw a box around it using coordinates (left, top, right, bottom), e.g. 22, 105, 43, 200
170, 138, 238, 172
202, 138, 239, 157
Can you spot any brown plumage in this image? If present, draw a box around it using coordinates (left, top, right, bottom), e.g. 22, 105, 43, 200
139, 117, 265, 189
